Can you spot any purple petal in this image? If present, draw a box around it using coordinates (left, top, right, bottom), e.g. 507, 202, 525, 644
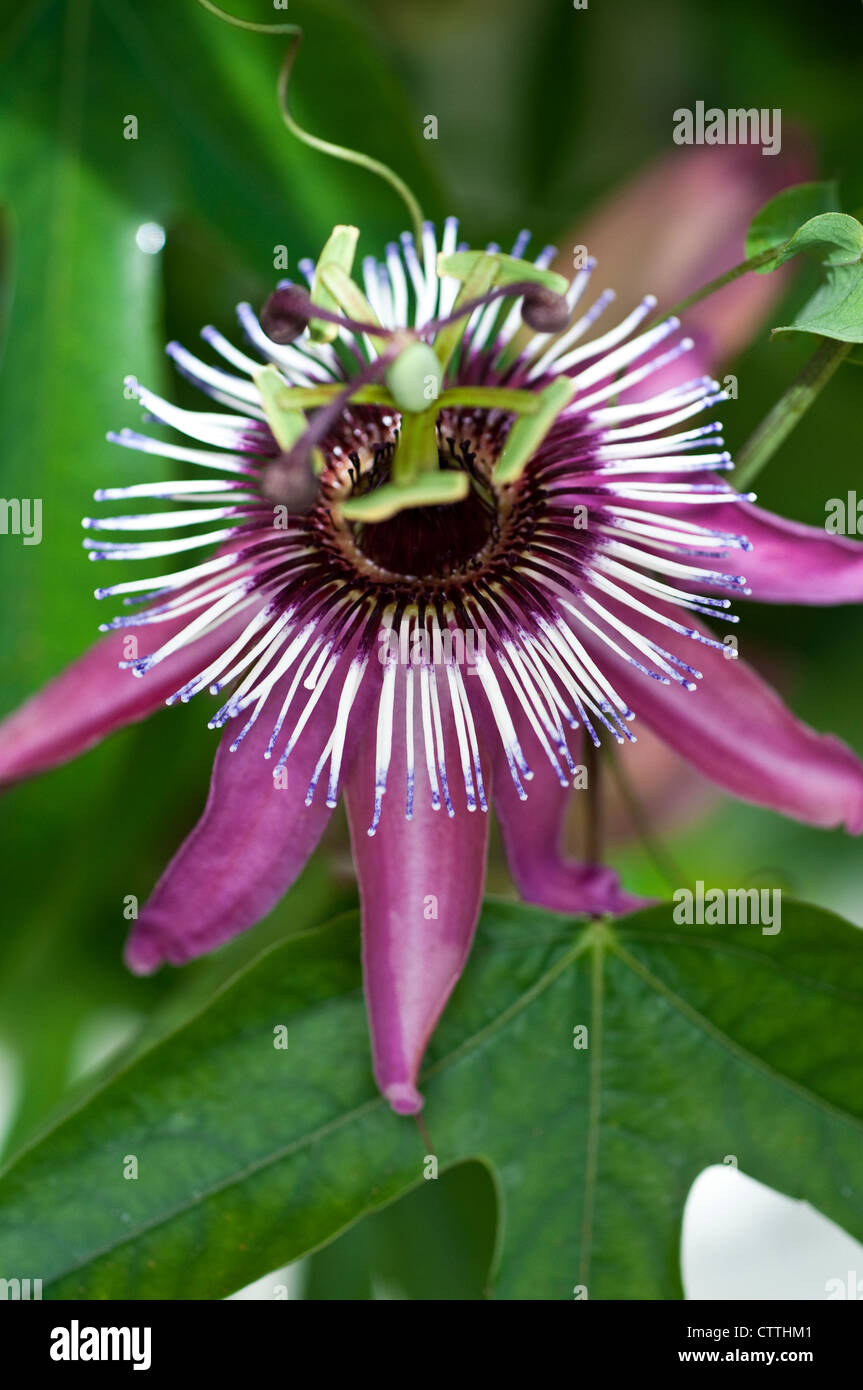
488, 708, 643, 916
583, 600, 863, 831
125, 673, 346, 973
343, 702, 489, 1116
701, 499, 863, 605
0, 615, 250, 789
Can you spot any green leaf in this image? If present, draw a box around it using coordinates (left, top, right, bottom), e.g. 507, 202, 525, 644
773, 211, 863, 269
0, 14, 165, 698
774, 265, 863, 342
744, 188, 863, 342
0, 0, 442, 696
745, 180, 841, 271
2, 898, 862, 1299
302, 1160, 497, 1300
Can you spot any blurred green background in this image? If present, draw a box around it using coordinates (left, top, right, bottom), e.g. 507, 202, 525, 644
1, 0, 862, 1297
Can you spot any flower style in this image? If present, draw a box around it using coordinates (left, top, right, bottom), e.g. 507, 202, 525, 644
3, 189, 863, 1116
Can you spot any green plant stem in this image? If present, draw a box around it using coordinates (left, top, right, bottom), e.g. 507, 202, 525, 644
734, 336, 853, 487
650, 245, 783, 329
195, 0, 426, 246
604, 246, 785, 405
276, 36, 425, 249
195, 0, 295, 33
605, 746, 690, 894
584, 740, 602, 867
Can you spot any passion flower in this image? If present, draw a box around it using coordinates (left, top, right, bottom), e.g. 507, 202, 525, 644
3, 217, 863, 1116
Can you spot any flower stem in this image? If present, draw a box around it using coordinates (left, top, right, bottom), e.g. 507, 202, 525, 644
734, 336, 852, 487
649, 245, 782, 328
605, 246, 784, 407
605, 745, 690, 894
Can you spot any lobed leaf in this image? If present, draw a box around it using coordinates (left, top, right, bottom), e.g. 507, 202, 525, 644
1, 898, 862, 1299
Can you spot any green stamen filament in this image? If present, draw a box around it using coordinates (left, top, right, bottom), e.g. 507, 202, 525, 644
308, 226, 360, 344
494, 377, 577, 485
253, 365, 308, 451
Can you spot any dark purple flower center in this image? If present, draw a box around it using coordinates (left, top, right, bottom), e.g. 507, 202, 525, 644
353, 472, 496, 579
307, 407, 551, 595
